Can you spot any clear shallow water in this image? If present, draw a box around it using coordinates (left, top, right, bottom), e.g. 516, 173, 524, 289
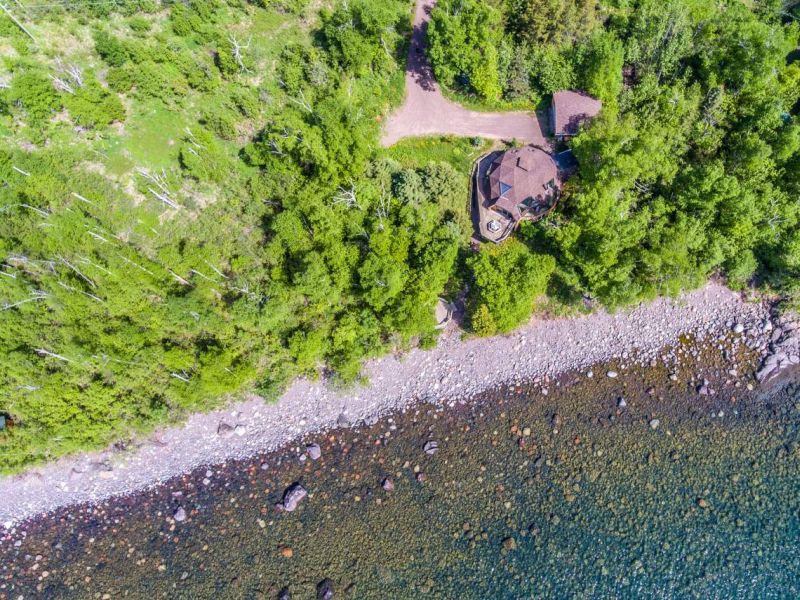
2, 340, 799, 599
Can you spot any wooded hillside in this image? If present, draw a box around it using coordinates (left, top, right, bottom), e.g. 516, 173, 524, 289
1, 0, 798, 471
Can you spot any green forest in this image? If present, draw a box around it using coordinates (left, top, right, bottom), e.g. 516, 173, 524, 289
0, 0, 798, 471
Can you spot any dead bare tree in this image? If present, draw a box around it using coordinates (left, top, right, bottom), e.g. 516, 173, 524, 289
228, 33, 252, 74
333, 180, 361, 210
65, 63, 83, 87
0, 2, 35, 41
57, 255, 97, 288
78, 257, 115, 277
376, 182, 390, 230
168, 269, 192, 286
50, 60, 84, 95
1, 290, 48, 312
50, 74, 74, 94
20, 203, 49, 217
57, 280, 104, 303
35, 348, 72, 363
268, 139, 286, 157
287, 90, 313, 113
204, 260, 229, 280
71, 192, 96, 206
136, 167, 180, 209
87, 230, 111, 244
189, 268, 214, 282
117, 253, 155, 276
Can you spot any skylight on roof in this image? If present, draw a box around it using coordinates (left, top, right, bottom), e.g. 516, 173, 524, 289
499, 182, 513, 195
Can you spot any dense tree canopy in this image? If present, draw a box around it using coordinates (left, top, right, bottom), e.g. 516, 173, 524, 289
0, 0, 455, 470
468, 240, 555, 335
427, 0, 503, 101
429, 0, 799, 310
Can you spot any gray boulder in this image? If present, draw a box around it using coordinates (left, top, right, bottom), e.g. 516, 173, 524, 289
306, 443, 322, 460
279, 483, 307, 512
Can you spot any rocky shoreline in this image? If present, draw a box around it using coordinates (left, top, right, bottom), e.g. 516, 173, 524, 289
0, 283, 793, 527
2, 324, 799, 598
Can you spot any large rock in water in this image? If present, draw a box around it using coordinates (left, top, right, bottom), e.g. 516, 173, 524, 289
317, 579, 334, 600
279, 483, 307, 512
306, 443, 322, 460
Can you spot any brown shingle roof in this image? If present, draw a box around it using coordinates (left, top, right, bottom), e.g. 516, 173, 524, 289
486, 147, 558, 221
552, 90, 602, 137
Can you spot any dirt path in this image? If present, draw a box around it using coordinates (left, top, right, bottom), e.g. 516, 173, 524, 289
381, 0, 546, 147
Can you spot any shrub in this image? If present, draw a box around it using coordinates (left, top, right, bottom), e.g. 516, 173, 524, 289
201, 107, 238, 140
94, 30, 129, 67
8, 72, 62, 125
64, 78, 126, 128
128, 16, 151, 33
106, 66, 136, 93
470, 304, 497, 336
179, 127, 231, 183
184, 55, 220, 92
468, 240, 555, 334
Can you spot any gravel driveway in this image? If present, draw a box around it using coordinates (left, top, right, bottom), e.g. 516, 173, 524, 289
381, 0, 546, 147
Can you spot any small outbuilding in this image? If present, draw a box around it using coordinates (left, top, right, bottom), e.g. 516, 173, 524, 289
551, 91, 602, 139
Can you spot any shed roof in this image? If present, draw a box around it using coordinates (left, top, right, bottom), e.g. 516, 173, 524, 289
552, 90, 602, 137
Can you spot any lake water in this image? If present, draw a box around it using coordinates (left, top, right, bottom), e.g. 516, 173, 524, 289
2, 338, 799, 599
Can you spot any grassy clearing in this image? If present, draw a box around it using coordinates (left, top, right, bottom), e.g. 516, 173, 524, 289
100, 100, 190, 174
439, 86, 539, 113
381, 135, 493, 173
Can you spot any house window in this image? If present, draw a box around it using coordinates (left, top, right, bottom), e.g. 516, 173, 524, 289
499, 182, 513, 196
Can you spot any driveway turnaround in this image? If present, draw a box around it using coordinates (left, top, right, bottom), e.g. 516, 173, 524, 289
381, 0, 546, 147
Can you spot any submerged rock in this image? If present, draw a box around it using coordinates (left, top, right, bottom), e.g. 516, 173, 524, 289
317, 579, 334, 600
278, 483, 307, 512
306, 443, 321, 460
502, 537, 517, 551
423, 440, 438, 455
